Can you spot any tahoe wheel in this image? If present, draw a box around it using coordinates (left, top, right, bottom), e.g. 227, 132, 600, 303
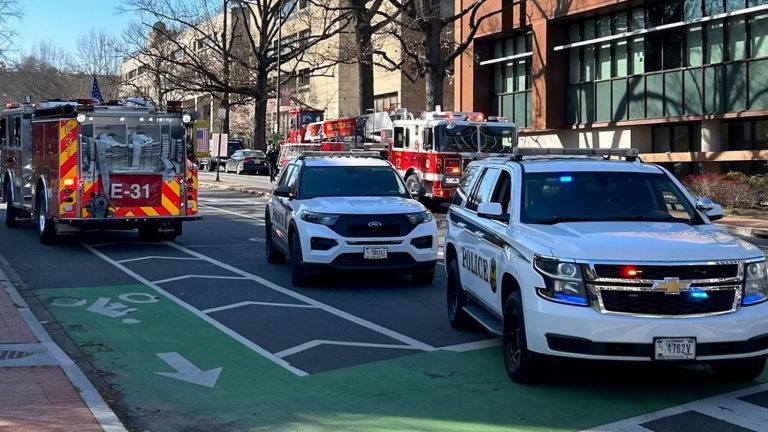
502, 292, 540, 384
290, 232, 310, 286
710, 357, 766, 381
37, 193, 58, 245
412, 265, 435, 285
446, 258, 473, 330
265, 218, 285, 264
5, 183, 21, 228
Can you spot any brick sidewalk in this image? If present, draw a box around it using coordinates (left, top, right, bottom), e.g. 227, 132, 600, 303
0, 274, 125, 431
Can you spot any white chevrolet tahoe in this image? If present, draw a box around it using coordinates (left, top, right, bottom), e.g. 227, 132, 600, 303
445, 148, 768, 384
265, 154, 438, 286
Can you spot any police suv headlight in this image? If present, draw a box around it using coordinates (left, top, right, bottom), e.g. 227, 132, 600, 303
533, 256, 588, 306
300, 211, 340, 226
406, 211, 433, 225
743, 260, 768, 306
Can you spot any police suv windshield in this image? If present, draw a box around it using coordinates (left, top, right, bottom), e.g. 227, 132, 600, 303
299, 165, 410, 199
521, 171, 703, 225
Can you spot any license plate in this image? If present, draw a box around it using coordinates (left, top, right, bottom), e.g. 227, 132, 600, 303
109, 175, 162, 207
444, 177, 460, 184
363, 247, 387, 260
654, 337, 696, 360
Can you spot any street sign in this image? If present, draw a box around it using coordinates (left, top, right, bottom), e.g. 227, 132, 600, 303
211, 133, 229, 157
217, 107, 226, 120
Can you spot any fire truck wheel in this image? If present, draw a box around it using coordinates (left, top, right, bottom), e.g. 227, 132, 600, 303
290, 232, 310, 287
265, 218, 285, 264
36, 194, 58, 245
5, 185, 21, 228
405, 173, 422, 200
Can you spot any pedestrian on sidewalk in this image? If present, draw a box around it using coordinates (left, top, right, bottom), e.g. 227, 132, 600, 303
267, 145, 280, 182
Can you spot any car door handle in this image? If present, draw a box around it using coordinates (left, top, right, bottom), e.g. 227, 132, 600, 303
476, 232, 485, 239
456, 222, 466, 229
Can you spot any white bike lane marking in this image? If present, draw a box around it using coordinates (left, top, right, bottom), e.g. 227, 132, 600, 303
81, 239, 436, 377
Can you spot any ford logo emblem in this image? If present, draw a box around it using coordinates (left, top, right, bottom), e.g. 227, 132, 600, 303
368, 221, 382, 228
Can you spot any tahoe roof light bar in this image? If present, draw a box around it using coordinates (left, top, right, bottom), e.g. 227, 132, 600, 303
299, 150, 383, 159
511, 147, 639, 161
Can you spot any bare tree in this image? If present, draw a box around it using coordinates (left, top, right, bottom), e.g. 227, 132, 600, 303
389, 0, 511, 110
120, 0, 352, 149
74, 28, 122, 100
0, 0, 21, 63
2, 42, 83, 101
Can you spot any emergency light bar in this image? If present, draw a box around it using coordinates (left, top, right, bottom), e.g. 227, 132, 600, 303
512, 147, 639, 161
299, 151, 382, 159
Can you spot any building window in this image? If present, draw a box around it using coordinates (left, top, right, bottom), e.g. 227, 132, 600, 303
563, 2, 768, 125
652, 124, 703, 177
492, 32, 532, 127
374, 92, 399, 112
297, 68, 310, 87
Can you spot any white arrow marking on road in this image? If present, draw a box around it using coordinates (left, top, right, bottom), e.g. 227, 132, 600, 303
155, 352, 222, 388
86, 298, 137, 318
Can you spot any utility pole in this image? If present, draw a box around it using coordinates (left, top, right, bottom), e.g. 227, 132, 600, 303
223, 0, 231, 136
276, 1, 282, 142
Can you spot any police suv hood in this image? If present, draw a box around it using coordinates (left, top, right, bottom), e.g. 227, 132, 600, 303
300, 196, 426, 215
521, 222, 763, 262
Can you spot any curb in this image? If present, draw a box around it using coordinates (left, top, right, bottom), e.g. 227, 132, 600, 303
0, 266, 127, 432
717, 224, 768, 239
198, 181, 270, 197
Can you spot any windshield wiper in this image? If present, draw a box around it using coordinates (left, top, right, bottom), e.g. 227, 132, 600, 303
534, 216, 595, 225
609, 215, 690, 224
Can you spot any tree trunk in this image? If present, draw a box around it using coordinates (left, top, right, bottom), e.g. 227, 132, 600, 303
423, 21, 444, 111
356, 26, 375, 114
253, 97, 268, 151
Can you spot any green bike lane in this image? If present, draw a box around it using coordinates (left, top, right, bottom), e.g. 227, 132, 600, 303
38, 284, 768, 432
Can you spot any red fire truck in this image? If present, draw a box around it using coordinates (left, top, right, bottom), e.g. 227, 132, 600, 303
286, 107, 324, 143
382, 109, 517, 200
0, 98, 201, 244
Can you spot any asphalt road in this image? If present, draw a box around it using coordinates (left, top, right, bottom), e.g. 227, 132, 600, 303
2, 190, 768, 432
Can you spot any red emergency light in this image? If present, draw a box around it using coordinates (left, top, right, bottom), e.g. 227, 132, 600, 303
167, 100, 183, 113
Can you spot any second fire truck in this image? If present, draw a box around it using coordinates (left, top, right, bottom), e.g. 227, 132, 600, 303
0, 98, 201, 244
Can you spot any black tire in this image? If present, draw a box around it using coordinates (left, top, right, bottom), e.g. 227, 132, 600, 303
447, 258, 473, 330
265, 218, 285, 264
406, 173, 421, 197
37, 192, 57, 245
502, 292, 540, 384
5, 183, 21, 228
412, 265, 435, 285
207, 161, 215, 172
290, 231, 309, 286
711, 357, 766, 381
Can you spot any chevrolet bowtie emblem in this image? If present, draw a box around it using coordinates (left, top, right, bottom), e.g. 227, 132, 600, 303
652, 277, 691, 295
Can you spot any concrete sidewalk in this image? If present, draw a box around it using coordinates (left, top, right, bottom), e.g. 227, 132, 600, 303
0, 265, 125, 432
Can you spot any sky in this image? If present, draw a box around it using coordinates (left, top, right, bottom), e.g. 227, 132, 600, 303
14, 0, 135, 58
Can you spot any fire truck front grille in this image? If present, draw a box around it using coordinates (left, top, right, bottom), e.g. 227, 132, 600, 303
331, 214, 415, 238
596, 288, 738, 316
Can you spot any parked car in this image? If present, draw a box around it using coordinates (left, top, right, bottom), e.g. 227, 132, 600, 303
224, 150, 268, 175
198, 139, 244, 171
445, 147, 768, 384
265, 153, 438, 286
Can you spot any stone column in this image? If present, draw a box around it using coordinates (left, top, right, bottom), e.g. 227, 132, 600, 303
701, 119, 722, 173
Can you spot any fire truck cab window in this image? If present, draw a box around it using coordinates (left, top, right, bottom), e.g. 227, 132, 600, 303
393, 127, 405, 149
13, 117, 21, 147
423, 128, 433, 151
0, 118, 6, 146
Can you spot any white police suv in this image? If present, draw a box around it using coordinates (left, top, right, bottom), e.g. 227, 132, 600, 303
445, 148, 768, 383
265, 153, 438, 286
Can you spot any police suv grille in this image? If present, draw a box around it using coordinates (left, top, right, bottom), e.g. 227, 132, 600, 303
593, 264, 739, 280
332, 252, 415, 268
599, 289, 736, 316
331, 214, 414, 238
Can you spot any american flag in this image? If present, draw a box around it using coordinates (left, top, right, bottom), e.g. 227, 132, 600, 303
91, 75, 103, 103
196, 128, 209, 153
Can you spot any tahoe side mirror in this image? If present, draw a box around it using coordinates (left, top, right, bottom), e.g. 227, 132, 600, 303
273, 185, 292, 198
477, 202, 504, 219
696, 197, 724, 221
